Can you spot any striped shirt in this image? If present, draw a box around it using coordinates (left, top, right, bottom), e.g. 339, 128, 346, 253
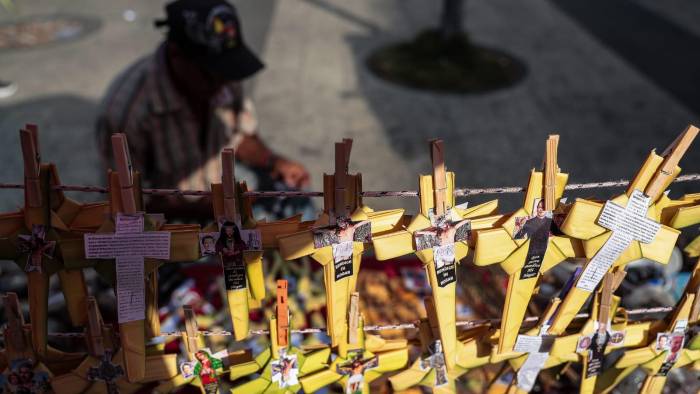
96, 43, 258, 190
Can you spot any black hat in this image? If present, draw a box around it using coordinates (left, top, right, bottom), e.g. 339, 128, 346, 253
156, 0, 264, 81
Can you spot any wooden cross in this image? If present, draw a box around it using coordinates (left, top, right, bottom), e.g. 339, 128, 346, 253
231, 279, 331, 393
203, 149, 302, 341
278, 139, 405, 346
389, 297, 491, 393
372, 139, 500, 370
547, 126, 697, 335
471, 135, 583, 356
50, 297, 178, 394
299, 293, 408, 394
0, 125, 99, 357
594, 258, 700, 394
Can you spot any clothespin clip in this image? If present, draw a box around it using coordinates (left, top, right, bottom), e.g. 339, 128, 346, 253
330, 139, 353, 225
429, 139, 447, 217
2, 293, 28, 354
182, 305, 199, 358
543, 135, 559, 211
20, 124, 42, 208
348, 292, 360, 345
276, 280, 290, 347
540, 297, 562, 329
85, 296, 105, 357
111, 133, 137, 215
642, 125, 698, 200
221, 148, 237, 222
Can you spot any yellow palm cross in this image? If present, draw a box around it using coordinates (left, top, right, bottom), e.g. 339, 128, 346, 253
473, 135, 583, 355
548, 126, 697, 336
373, 139, 499, 371
278, 140, 404, 346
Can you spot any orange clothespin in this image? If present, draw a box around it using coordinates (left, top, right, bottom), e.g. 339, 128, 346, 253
85, 297, 106, 358
347, 292, 360, 345
642, 125, 698, 200
330, 139, 353, 225
276, 280, 290, 347
543, 135, 559, 211
20, 124, 42, 208
111, 134, 137, 215
2, 293, 29, 356
221, 149, 237, 222
182, 305, 200, 359
430, 139, 447, 217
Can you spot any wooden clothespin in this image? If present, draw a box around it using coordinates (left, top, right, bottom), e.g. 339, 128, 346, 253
85, 296, 105, 357
429, 139, 447, 217
276, 280, 290, 347
543, 135, 559, 211
20, 124, 42, 208
111, 133, 137, 215
540, 297, 562, 329
2, 293, 28, 354
182, 305, 199, 358
331, 139, 353, 225
348, 292, 360, 345
221, 149, 237, 222
643, 125, 698, 200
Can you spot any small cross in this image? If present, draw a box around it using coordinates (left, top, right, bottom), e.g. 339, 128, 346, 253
419, 340, 449, 387
87, 351, 124, 394
513, 333, 555, 392
17, 225, 56, 273
84, 213, 171, 323
336, 352, 379, 394
576, 190, 661, 292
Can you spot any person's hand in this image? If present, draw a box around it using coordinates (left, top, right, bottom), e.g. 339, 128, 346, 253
271, 157, 310, 189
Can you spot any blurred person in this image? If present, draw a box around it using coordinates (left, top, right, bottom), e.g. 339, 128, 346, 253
96, 0, 309, 220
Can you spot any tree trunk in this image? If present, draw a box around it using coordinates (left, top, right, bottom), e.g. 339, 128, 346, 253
440, 0, 464, 39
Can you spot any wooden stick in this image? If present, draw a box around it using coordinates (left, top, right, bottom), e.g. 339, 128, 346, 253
182, 305, 199, 359
111, 134, 137, 214
348, 292, 360, 345
86, 296, 105, 357
221, 149, 237, 222
20, 128, 42, 207
544, 135, 559, 211
276, 280, 289, 347
332, 140, 353, 223
430, 139, 447, 216
597, 274, 614, 334
2, 293, 27, 353
644, 125, 698, 200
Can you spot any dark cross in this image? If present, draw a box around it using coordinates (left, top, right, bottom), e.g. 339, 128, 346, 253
87, 351, 124, 394
17, 224, 55, 273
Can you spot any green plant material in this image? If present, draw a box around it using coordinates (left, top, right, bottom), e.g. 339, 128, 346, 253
367, 29, 524, 93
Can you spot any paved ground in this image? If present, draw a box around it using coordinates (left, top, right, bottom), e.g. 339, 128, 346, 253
1, 0, 700, 214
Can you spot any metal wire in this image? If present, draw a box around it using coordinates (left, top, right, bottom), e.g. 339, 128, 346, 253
0, 173, 698, 198
8, 306, 670, 339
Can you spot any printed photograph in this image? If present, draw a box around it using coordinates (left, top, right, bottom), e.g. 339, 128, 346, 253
240, 229, 262, 251
199, 232, 219, 257
0, 359, 51, 394
17, 224, 56, 273
513, 199, 553, 240
576, 334, 592, 353
271, 349, 299, 388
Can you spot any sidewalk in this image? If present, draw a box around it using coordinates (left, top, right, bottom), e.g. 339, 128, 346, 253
254, 0, 700, 212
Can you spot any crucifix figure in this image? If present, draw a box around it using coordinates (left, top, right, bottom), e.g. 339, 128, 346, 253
336, 352, 379, 394
419, 341, 449, 387
279, 139, 405, 346
372, 139, 500, 372
232, 280, 331, 393
547, 126, 697, 336
17, 225, 56, 273
202, 149, 302, 340
300, 293, 409, 394
472, 135, 584, 356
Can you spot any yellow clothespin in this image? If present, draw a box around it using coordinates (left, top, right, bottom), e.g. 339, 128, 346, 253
221, 149, 237, 222
182, 305, 200, 358
543, 135, 559, 211
642, 125, 698, 201
111, 134, 137, 215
